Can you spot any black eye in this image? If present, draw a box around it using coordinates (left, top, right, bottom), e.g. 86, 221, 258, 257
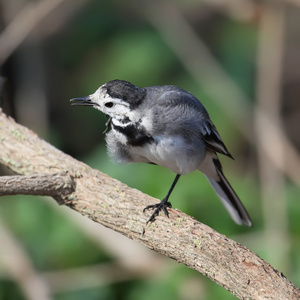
105, 102, 114, 108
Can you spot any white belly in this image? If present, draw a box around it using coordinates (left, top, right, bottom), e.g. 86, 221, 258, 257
130, 135, 206, 174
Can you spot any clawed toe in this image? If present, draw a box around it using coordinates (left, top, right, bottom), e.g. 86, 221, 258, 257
143, 199, 172, 223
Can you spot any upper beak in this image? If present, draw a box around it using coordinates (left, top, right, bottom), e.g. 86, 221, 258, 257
70, 96, 98, 106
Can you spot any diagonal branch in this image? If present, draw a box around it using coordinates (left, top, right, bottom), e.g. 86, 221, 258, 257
0, 109, 299, 299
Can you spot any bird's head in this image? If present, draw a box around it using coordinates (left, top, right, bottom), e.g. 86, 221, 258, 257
70, 80, 146, 120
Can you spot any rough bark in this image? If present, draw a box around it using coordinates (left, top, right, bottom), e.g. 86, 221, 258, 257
0, 109, 299, 300
0, 173, 75, 202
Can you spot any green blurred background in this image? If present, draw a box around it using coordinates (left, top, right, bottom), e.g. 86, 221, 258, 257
0, 0, 299, 299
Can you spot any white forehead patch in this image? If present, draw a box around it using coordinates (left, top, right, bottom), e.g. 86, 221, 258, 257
90, 86, 130, 108
90, 86, 109, 101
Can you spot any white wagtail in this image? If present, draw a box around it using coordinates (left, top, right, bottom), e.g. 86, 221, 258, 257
71, 79, 252, 226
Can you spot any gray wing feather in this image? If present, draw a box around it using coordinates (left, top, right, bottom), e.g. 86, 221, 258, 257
147, 87, 233, 159
200, 119, 234, 159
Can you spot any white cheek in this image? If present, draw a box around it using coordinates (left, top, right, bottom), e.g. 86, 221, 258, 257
89, 88, 131, 117
114, 105, 131, 118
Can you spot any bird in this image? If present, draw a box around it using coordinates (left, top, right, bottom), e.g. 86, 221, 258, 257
71, 79, 252, 226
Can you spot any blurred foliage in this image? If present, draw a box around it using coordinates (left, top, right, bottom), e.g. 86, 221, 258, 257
0, 0, 299, 299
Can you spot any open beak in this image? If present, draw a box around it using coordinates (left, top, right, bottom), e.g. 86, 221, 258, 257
70, 96, 98, 106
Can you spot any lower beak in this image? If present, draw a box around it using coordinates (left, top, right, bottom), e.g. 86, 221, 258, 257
70, 96, 96, 106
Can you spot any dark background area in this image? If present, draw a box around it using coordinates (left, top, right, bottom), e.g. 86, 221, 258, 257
0, 0, 299, 299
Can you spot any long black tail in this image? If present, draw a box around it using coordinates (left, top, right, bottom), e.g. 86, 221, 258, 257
204, 158, 252, 227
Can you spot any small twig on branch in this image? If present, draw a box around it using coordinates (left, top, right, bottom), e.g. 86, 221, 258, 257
0, 109, 299, 299
0, 173, 76, 203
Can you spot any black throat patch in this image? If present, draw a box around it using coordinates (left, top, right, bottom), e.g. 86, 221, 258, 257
112, 122, 154, 147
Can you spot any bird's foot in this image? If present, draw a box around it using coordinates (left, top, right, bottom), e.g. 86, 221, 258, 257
143, 198, 172, 223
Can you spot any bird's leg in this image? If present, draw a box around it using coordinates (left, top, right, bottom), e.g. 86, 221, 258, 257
143, 174, 181, 223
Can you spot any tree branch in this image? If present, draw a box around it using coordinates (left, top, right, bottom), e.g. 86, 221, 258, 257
0, 173, 75, 203
0, 109, 299, 299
